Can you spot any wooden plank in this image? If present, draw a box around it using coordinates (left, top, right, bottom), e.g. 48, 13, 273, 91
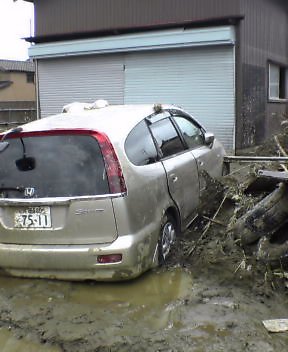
257, 170, 288, 182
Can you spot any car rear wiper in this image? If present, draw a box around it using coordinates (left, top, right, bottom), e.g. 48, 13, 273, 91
0, 187, 25, 193
0, 127, 23, 153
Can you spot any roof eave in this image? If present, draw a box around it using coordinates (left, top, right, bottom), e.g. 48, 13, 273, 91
25, 15, 244, 44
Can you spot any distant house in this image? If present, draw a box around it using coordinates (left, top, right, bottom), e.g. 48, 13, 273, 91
24, 0, 288, 151
0, 60, 36, 128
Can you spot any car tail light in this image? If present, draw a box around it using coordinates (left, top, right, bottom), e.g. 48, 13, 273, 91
97, 254, 123, 264
95, 132, 127, 194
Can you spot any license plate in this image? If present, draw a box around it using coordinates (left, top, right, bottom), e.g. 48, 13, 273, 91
14, 206, 52, 228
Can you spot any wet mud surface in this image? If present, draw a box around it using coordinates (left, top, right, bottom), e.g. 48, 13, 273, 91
0, 260, 287, 351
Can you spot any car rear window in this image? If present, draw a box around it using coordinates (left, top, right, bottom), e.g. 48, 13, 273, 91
0, 134, 109, 198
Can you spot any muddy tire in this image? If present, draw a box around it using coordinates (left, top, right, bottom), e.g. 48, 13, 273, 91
232, 183, 288, 246
158, 214, 177, 265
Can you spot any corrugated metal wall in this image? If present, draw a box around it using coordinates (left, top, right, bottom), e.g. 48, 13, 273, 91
37, 46, 235, 149
236, 0, 288, 148
33, 0, 241, 38
124, 47, 235, 149
38, 55, 124, 117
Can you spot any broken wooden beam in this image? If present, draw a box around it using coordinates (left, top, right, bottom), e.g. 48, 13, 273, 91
230, 183, 288, 246
257, 170, 288, 182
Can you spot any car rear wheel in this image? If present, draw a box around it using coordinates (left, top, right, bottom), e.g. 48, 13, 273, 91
158, 215, 176, 264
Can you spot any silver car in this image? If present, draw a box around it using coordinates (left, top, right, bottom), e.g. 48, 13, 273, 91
0, 102, 225, 281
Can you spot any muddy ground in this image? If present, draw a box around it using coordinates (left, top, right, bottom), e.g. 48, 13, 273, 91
0, 136, 288, 351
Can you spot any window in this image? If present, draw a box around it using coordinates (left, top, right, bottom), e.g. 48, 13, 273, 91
150, 118, 184, 158
26, 72, 34, 83
269, 63, 288, 100
173, 115, 205, 149
0, 135, 109, 198
125, 120, 158, 166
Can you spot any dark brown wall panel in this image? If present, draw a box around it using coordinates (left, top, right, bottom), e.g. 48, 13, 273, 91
33, 0, 241, 37
236, 0, 288, 148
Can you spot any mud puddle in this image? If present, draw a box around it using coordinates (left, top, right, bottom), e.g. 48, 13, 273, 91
0, 268, 195, 351
0, 264, 287, 351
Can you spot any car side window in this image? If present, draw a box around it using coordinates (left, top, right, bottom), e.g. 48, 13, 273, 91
150, 117, 185, 158
125, 120, 158, 166
173, 115, 205, 149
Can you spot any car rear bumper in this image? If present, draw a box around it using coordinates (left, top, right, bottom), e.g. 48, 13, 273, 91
0, 231, 158, 281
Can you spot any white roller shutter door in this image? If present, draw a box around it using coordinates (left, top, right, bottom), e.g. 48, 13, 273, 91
37, 46, 235, 149
124, 47, 235, 150
38, 55, 124, 117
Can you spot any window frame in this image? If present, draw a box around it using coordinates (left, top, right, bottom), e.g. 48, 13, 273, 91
268, 62, 288, 102
147, 112, 186, 160
144, 108, 208, 161
26, 72, 34, 84
169, 110, 206, 150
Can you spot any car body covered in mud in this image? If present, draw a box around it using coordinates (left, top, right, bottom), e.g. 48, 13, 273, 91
0, 102, 226, 281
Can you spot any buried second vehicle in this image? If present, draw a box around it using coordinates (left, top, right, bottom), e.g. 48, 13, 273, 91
0, 102, 226, 281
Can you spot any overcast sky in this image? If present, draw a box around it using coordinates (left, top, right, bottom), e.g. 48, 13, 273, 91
0, 0, 34, 61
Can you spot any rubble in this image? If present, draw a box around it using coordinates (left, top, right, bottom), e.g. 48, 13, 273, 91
230, 181, 288, 247
183, 132, 288, 290
224, 133, 288, 273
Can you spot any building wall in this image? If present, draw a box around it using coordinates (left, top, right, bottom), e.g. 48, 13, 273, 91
0, 71, 36, 101
33, 0, 241, 38
0, 71, 36, 128
237, 0, 288, 148
30, 0, 288, 150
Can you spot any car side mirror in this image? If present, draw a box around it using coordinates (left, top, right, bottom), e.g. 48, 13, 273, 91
204, 132, 215, 146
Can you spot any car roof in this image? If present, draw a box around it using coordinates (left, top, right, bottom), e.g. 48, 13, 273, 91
19, 104, 182, 143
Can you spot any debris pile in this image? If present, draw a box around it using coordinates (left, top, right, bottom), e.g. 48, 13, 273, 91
230, 172, 288, 266
182, 133, 288, 291
226, 132, 288, 272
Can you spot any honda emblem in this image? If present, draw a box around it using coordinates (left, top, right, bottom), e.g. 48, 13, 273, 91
24, 187, 35, 197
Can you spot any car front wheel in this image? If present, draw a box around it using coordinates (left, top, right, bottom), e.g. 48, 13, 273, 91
222, 162, 230, 176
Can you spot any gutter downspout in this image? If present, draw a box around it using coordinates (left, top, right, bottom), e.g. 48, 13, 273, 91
34, 59, 40, 119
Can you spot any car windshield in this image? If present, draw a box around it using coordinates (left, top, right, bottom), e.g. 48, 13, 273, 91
0, 134, 109, 198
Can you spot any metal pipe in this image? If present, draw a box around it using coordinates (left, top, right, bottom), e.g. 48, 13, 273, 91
35, 59, 40, 120
224, 156, 288, 163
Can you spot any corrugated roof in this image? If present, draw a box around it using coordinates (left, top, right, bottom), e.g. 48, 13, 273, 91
0, 60, 35, 73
